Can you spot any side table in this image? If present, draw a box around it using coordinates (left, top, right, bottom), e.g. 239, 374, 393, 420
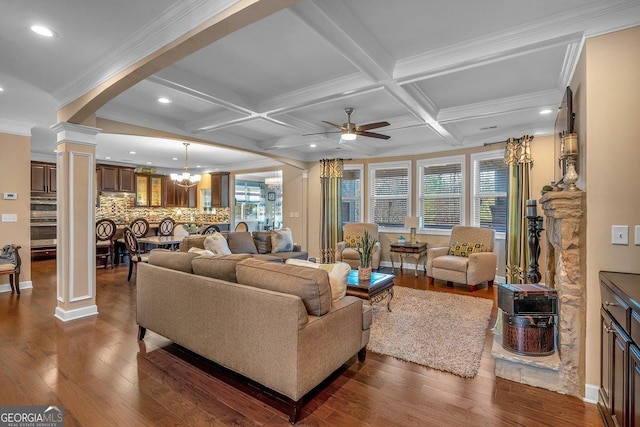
390, 242, 428, 277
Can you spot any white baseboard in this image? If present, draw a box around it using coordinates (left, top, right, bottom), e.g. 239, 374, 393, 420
0, 280, 33, 293
54, 305, 98, 322
584, 384, 599, 404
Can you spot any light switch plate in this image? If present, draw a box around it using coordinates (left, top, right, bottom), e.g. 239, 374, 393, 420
3, 192, 17, 200
1, 213, 18, 222
635, 225, 640, 246
612, 225, 629, 245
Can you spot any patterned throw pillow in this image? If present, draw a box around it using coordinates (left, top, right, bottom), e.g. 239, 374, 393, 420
448, 241, 484, 257
203, 232, 232, 255
271, 228, 294, 253
344, 234, 360, 248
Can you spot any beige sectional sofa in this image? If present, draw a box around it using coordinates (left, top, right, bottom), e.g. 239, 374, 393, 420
136, 250, 371, 423
179, 231, 308, 262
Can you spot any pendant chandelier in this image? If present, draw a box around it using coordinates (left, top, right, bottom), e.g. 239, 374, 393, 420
170, 143, 201, 188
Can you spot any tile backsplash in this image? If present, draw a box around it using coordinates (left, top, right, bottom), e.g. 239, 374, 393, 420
96, 195, 230, 224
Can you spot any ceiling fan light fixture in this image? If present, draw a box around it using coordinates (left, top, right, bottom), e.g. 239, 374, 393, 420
341, 132, 357, 141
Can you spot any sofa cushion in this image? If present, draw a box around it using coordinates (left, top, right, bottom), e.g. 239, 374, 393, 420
252, 231, 273, 254
236, 258, 332, 316
179, 235, 207, 252
448, 241, 484, 257
204, 233, 232, 255
286, 259, 350, 301
433, 255, 469, 273
271, 228, 294, 253
188, 247, 215, 256
269, 251, 309, 261
227, 232, 258, 254
191, 253, 252, 283
148, 250, 199, 273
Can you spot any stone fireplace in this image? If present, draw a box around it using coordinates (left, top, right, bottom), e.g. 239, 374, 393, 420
492, 190, 586, 397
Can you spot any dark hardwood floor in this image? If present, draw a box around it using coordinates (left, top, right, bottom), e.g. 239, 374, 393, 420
0, 259, 601, 426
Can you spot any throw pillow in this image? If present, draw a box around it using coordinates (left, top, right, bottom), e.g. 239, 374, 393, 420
203, 233, 232, 255
448, 241, 484, 257
188, 247, 215, 256
226, 232, 258, 254
286, 259, 350, 301
271, 228, 294, 253
191, 253, 252, 283
252, 231, 273, 254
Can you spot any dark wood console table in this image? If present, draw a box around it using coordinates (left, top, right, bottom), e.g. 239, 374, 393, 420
389, 242, 428, 277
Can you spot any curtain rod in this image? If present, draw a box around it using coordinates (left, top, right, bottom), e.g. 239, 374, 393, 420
483, 135, 535, 147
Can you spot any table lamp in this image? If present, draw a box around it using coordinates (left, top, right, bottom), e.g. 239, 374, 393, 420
404, 216, 422, 244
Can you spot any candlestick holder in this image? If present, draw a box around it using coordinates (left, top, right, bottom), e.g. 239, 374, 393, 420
526, 215, 544, 284
563, 154, 580, 191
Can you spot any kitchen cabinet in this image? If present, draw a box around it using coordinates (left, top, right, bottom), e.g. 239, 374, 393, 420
31, 162, 57, 196
165, 178, 197, 208
599, 271, 640, 427
97, 165, 135, 193
135, 174, 163, 207
210, 172, 230, 207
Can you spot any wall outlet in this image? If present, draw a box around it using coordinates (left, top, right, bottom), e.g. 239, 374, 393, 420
612, 225, 629, 245
1, 213, 18, 222
3, 192, 17, 200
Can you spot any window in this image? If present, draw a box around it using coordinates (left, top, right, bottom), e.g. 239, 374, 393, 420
341, 165, 363, 225
369, 161, 411, 229
471, 151, 508, 234
417, 156, 465, 231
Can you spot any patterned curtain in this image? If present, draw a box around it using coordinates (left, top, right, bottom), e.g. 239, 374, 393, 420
504, 135, 534, 283
320, 159, 343, 264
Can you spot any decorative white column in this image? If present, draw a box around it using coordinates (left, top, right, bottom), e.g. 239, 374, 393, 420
51, 122, 100, 321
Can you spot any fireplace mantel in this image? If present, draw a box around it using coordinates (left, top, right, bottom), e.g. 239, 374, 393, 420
492, 190, 586, 397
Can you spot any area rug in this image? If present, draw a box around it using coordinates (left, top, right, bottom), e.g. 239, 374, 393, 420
367, 287, 494, 378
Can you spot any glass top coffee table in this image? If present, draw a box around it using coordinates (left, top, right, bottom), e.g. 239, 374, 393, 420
346, 270, 395, 312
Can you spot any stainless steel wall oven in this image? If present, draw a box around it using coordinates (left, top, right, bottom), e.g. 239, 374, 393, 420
30, 196, 57, 258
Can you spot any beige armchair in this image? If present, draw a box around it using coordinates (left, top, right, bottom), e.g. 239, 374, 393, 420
427, 226, 497, 291
336, 223, 382, 270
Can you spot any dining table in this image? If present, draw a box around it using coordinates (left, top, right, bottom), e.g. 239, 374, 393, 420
137, 235, 185, 250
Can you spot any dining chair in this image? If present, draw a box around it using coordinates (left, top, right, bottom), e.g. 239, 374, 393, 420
0, 244, 22, 294
129, 217, 150, 238
96, 218, 117, 269
234, 221, 248, 232
123, 226, 149, 281
203, 224, 221, 234
157, 217, 175, 236
129, 217, 150, 253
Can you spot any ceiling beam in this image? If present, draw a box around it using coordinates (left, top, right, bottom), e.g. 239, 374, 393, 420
58, 0, 302, 124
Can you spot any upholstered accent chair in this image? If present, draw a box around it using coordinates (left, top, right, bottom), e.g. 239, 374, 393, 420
427, 226, 497, 291
0, 244, 22, 294
335, 223, 381, 270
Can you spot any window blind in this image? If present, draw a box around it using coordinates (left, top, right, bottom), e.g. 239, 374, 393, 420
473, 157, 508, 232
370, 166, 409, 227
420, 162, 462, 229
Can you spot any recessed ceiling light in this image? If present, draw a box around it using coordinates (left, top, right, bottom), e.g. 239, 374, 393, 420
31, 25, 57, 38
540, 109, 553, 115
105, 156, 111, 160
0, 87, 4, 92
196, 165, 201, 168
158, 97, 172, 104
172, 157, 178, 161
310, 144, 317, 148
146, 162, 152, 165
129, 151, 136, 154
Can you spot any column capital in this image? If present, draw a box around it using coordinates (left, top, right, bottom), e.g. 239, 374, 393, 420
51, 122, 101, 145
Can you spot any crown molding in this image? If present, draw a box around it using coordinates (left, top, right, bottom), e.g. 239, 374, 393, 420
53, 0, 239, 108
394, 0, 637, 83
0, 118, 36, 136
438, 89, 561, 124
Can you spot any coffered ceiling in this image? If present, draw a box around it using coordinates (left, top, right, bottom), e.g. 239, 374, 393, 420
1, 0, 639, 173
